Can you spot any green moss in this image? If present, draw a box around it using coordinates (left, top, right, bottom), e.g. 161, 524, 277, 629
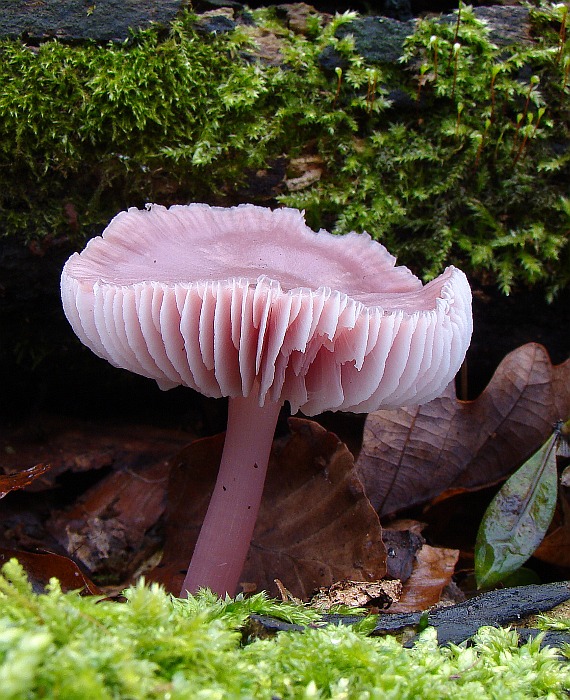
0, 559, 569, 698
282, 3, 570, 297
0, 3, 568, 296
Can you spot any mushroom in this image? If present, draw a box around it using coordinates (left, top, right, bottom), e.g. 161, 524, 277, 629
61, 203, 472, 598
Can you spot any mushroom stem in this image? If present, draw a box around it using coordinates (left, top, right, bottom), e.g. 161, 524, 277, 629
180, 392, 282, 598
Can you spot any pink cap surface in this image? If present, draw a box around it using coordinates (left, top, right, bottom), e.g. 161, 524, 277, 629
61, 203, 472, 414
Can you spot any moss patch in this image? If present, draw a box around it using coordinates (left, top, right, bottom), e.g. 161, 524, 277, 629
1, 559, 569, 698
0, 3, 568, 296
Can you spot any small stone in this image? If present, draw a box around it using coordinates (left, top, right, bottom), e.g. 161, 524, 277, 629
474, 5, 532, 47
195, 10, 237, 35
276, 3, 329, 36
0, 0, 184, 43
336, 16, 417, 65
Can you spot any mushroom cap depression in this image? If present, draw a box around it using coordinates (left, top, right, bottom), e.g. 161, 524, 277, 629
61, 204, 472, 415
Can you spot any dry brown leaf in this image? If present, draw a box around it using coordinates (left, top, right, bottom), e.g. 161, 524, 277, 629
153, 418, 386, 599
150, 433, 225, 593
0, 418, 190, 585
386, 545, 459, 613
0, 463, 53, 498
244, 418, 386, 599
534, 527, 570, 568
534, 478, 570, 568
0, 417, 190, 490
0, 548, 102, 595
356, 343, 570, 516
46, 459, 171, 579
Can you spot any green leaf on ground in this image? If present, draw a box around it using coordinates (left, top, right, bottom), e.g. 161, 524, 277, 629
475, 431, 559, 589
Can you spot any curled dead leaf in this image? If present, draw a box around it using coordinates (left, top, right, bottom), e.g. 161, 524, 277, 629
387, 545, 460, 613
356, 343, 570, 516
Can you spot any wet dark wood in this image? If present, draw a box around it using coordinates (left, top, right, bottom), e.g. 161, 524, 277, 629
249, 581, 570, 647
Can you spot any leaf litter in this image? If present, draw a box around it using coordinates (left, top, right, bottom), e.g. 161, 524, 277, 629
0, 343, 568, 617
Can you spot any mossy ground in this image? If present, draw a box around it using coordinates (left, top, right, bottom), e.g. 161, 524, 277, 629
1, 559, 570, 699
0, 2, 568, 297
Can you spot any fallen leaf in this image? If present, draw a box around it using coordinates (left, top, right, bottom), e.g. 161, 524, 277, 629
0, 416, 190, 490
0, 548, 102, 595
474, 431, 559, 588
534, 457, 570, 569
150, 433, 225, 593
46, 459, 171, 580
153, 418, 386, 599
534, 527, 570, 568
386, 545, 459, 613
245, 418, 387, 599
356, 343, 570, 516
0, 416, 191, 584
0, 463, 53, 498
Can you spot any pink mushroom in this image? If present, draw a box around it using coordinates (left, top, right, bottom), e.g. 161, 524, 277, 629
61, 203, 472, 598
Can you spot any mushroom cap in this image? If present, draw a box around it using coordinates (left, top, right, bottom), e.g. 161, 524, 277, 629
61, 203, 472, 414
